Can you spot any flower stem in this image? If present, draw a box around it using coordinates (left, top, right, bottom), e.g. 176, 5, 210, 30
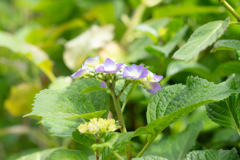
114, 152, 124, 160
110, 89, 132, 159
136, 137, 154, 158
219, 0, 240, 22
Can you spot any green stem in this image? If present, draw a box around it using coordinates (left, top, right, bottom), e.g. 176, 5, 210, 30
120, 3, 147, 46
230, 21, 240, 25
114, 152, 124, 160
110, 89, 132, 159
219, 0, 240, 22
136, 137, 155, 158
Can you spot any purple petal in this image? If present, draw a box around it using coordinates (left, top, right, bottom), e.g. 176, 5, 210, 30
145, 82, 161, 94
138, 68, 148, 79
104, 58, 117, 72
84, 56, 100, 67
136, 64, 144, 71
100, 81, 107, 88
71, 68, 86, 78
96, 65, 105, 72
153, 74, 163, 82
122, 66, 135, 78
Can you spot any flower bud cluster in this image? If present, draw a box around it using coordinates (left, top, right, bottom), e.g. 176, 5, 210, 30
78, 118, 119, 134
71, 57, 163, 94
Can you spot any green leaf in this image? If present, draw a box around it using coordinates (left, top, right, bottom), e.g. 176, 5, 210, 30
72, 130, 96, 147
16, 148, 57, 160
115, 80, 133, 103
48, 76, 72, 90
207, 75, 240, 133
0, 31, 55, 81
132, 156, 167, 160
134, 24, 159, 43
25, 79, 110, 137
153, 5, 224, 18
49, 149, 88, 160
213, 61, 240, 78
144, 121, 203, 160
166, 61, 210, 79
185, 148, 239, 160
212, 39, 240, 53
146, 25, 188, 57
81, 86, 106, 94
135, 76, 234, 137
173, 18, 230, 61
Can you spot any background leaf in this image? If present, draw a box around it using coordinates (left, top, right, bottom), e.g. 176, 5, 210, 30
49, 149, 88, 160
16, 148, 57, 160
133, 156, 168, 160
144, 121, 202, 160
0, 31, 55, 81
185, 148, 239, 160
173, 18, 230, 61
212, 39, 240, 53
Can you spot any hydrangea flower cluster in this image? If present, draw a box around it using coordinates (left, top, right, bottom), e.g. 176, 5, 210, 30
78, 118, 119, 134
71, 57, 163, 94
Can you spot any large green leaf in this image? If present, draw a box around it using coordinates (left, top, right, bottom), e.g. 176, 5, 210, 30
185, 148, 239, 160
144, 121, 203, 160
207, 75, 240, 133
49, 149, 88, 160
25, 78, 110, 137
173, 18, 230, 61
133, 156, 167, 160
146, 25, 188, 57
16, 148, 57, 160
147, 76, 233, 123
135, 77, 234, 137
0, 31, 55, 81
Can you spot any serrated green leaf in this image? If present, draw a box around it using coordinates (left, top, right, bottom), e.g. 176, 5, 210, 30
16, 148, 57, 160
25, 79, 110, 137
80, 86, 106, 94
146, 25, 188, 57
49, 149, 88, 160
185, 148, 239, 160
207, 75, 240, 133
132, 156, 167, 160
135, 77, 234, 137
173, 18, 230, 61
166, 61, 210, 78
72, 130, 96, 147
212, 39, 240, 54
144, 121, 203, 160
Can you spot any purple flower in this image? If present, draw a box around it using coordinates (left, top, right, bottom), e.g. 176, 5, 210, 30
100, 81, 107, 88
144, 82, 161, 94
96, 58, 124, 73
147, 71, 163, 82
122, 64, 148, 80
71, 56, 100, 78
